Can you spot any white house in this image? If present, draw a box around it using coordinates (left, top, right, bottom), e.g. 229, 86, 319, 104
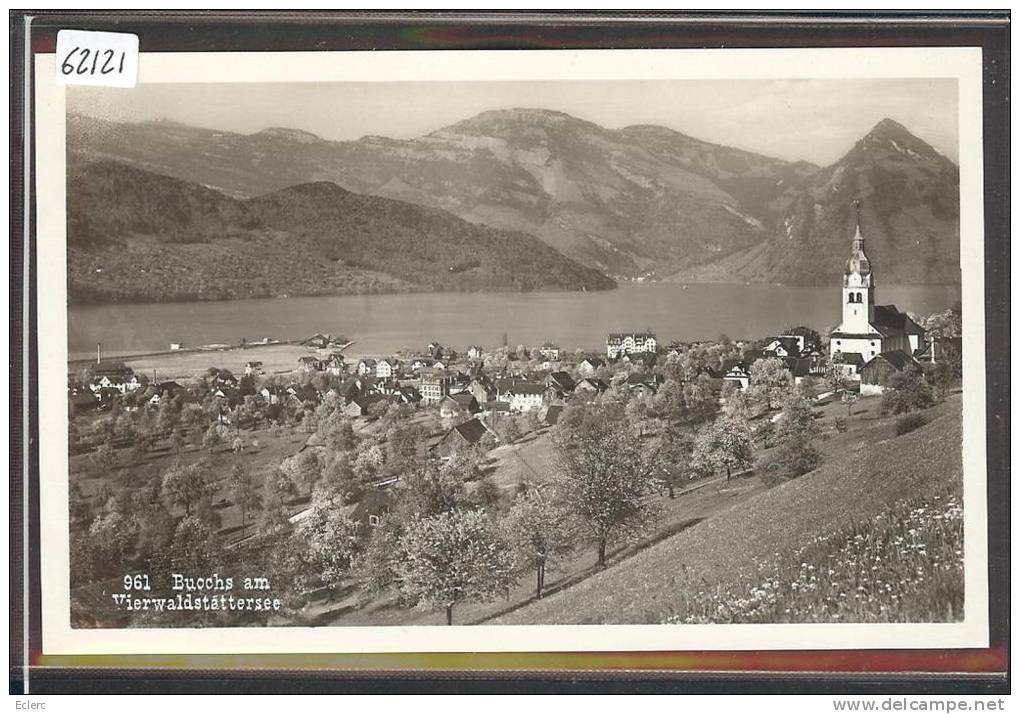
606, 332, 657, 359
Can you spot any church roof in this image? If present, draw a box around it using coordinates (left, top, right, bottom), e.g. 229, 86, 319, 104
873, 304, 925, 335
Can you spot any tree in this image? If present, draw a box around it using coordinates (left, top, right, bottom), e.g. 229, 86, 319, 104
555, 408, 659, 567
90, 441, 117, 475
396, 508, 514, 625
166, 516, 218, 575
397, 461, 465, 517
500, 488, 573, 598
824, 363, 852, 395
296, 490, 360, 589
784, 325, 822, 352
169, 428, 185, 454
681, 373, 719, 424
881, 368, 936, 415
229, 463, 262, 534
202, 423, 224, 453
652, 422, 696, 498
841, 391, 859, 421
282, 449, 322, 491
160, 459, 216, 517
749, 357, 794, 410
691, 413, 754, 482
88, 511, 138, 578
774, 393, 820, 444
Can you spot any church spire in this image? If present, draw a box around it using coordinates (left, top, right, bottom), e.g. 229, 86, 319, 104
844, 198, 872, 278
851, 198, 864, 248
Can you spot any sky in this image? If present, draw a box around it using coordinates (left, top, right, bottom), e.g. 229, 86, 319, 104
68, 78, 958, 165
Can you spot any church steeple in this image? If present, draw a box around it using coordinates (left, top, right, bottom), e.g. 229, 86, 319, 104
844, 199, 873, 281
840, 199, 875, 333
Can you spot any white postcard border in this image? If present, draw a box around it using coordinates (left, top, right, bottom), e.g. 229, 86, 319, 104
35, 46, 988, 655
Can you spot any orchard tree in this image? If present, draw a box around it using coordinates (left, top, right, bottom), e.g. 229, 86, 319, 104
229, 463, 262, 534
775, 393, 820, 444
691, 413, 754, 482
749, 357, 794, 410
160, 459, 216, 517
258, 468, 298, 535
653, 422, 696, 498
824, 363, 852, 395
555, 408, 659, 567
396, 508, 514, 625
500, 488, 573, 599
202, 423, 225, 453
682, 373, 719, 424
881, 369, 936, 415
296, 490, 360, 589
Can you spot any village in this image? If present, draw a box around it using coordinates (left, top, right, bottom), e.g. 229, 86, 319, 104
65, 218, 965, 628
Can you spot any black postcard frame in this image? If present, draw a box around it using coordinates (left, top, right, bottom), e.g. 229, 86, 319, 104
9, 9, 1010, 695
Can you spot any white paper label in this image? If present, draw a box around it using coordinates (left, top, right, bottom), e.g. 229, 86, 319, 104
55, 30, 139, 88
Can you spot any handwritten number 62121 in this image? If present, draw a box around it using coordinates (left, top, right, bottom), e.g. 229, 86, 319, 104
60, 47, 126, 76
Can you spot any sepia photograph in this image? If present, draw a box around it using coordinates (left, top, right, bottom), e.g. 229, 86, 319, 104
31, 46, 990, 655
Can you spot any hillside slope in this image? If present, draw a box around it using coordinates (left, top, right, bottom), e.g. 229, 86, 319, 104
67, 160, 615, 304
492, 397, 962, 625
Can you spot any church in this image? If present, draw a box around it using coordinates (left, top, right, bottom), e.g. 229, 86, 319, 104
829, 203, 925, 375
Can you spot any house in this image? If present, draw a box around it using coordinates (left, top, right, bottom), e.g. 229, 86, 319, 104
763, 336, 804, 358
828, 206, 926, 366
375, 359, 398, 380
466, 345, 484, 360
69, 389, 99, 416
395, 385, 423, 405
624, 373, 662, 398
208, 369, 238, 391
323, 354, 345, 377
480, 400, 511, 417
467, 377, 495, 405
574, 377, 609, 395
431, 417, 495, 456
576, 357, 605, 378
543, 404, 564, 427
447, 372, 471, 395
439, 393, 481, 421
419, 370, 451, 405
831, 351, 865, 378
298, 355, 325, 372
351, 489, 395, 533
721, 360, 752, 391
343, 395, 387, 418
860, 350, 921, 395
244, 361, 264, 377
537, 342, 561, 361
782, 357, 814, 385
409, 357, 435, 373
505, 381, 546, 413
258, 385, 283, 405
357, 359, 377, 377
148, 381, 185, 406
606, 332, 657, 360
544, 371, 576, 397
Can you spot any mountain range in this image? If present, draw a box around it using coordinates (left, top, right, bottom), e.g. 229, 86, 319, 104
67, 108, 961, 302
66, 160, 614, 304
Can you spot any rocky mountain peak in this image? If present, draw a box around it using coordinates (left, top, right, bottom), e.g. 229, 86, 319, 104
849, 117, 945, 163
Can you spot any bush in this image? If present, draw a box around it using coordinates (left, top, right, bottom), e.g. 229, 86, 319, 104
895, 413, 928, 436
832, 417, 849, 433
759, 437, 822, 487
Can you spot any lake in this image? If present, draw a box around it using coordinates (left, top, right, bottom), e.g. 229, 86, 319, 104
68, 282, 961, 360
